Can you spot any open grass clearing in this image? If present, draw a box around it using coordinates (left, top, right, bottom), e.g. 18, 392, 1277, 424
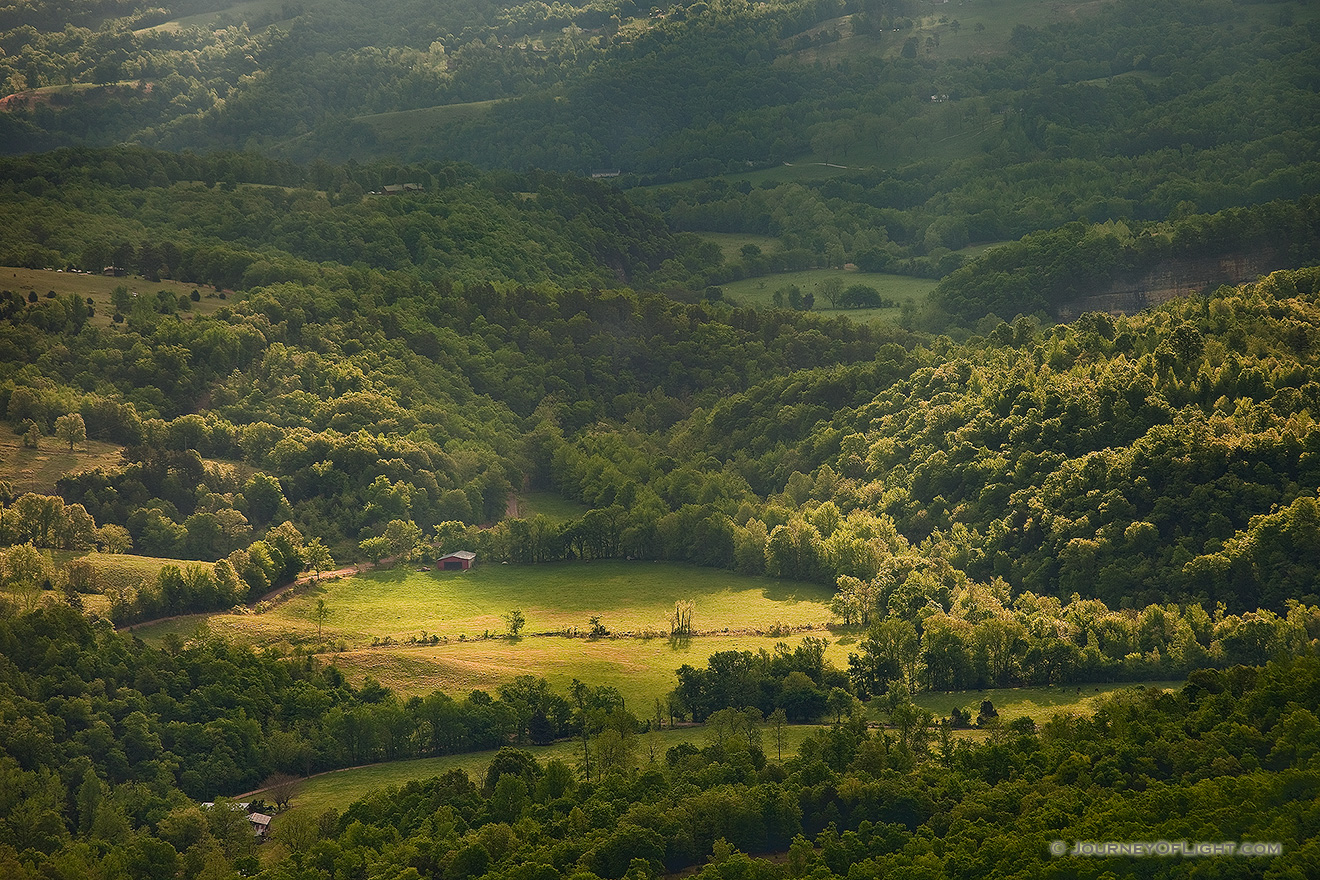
913, 680, 1184, 726
137, 0, 327, 34
697, 232, 782, 263
321, 633, 850, 709
52, 551, 214, 595
361, 100, 497, 140
0, 424, 125, 495
719, 267, 934, 320
1, 267, 229, 330
203, 560, 835, 648
254, 722, 828, 820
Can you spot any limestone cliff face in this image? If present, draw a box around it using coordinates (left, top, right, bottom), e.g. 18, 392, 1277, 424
1055, 249, 1281, 320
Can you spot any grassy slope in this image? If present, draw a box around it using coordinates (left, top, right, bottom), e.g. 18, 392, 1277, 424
204, 560, 836, 646
323, 633, 851, 709
913, 680, 1184, 726
51, 550, 216, 591
717, 267, 935, 320
1, 267, 230, 329
0, 425, 124, 495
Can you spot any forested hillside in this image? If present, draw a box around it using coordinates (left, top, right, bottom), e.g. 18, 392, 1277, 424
3, 0, 1318, 292
2, 605, 1319, 878
3, 150, 1320, 625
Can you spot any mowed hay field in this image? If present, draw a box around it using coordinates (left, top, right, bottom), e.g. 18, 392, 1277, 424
138, 560, 840, 706
213, 560, 835, 645
325, 633, 852, 710
1, 267, 231, 329
255, 723, 829, 819
0, 425, 124, 494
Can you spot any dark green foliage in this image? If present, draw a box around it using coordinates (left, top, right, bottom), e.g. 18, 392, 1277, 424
5, 616, 1318, 879
934, 197, 1320, 323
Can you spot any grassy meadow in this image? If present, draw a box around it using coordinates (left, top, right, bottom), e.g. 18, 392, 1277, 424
698, 232, 783, 263
51, 551, 214, 594
719, 267, 935, 321
913, 680, 1183, 727
0, 423, 124, 495
1, 267, 230, 329
129, 559, 839, 705
201, 560, 836, 647
252, 721, 830, 821
324, 632, 851, 709
138, 0, 327, 34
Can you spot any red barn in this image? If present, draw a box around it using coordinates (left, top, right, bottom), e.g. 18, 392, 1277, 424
437, 550, 476, 571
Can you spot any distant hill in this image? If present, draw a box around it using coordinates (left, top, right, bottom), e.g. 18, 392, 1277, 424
3, 0, 1317, 290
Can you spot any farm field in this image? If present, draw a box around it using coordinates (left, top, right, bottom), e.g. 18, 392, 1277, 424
719, 267, 934, 320
128, 560, 839, 706
323, 632, 851, 710
1, 267, 230, 329
252, 722, 830, 821
202, 560, 836, 647
913, 680, 1184, 727
0, 424, 124, 494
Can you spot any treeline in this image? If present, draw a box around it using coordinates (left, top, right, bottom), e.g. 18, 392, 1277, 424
0, 149, 722, 291
0, 509, 312, 622
664, 596, 1320, 720
0, 605, 653, 800
283, 656, 1320, 880
932, 195, 1320, 323
2, 601, 1318, 879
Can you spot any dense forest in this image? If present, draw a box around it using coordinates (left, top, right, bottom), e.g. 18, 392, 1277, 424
3, 149, 1320, 616
2, 606, 1318, 878
3, 0, 1319, 280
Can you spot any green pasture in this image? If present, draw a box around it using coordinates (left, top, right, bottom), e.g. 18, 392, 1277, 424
51, 551, 214, 595
0, 425, 124, 496
698, 232, 782, 263
1, 267, 228, 330
252, 722, 829, 820
913, 680, 1184, 726
719, 267, 934, 320
361, 101, 496, 141
138, 0, 324, 33
324, 632, 848, 708
210, 560, 835, 647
